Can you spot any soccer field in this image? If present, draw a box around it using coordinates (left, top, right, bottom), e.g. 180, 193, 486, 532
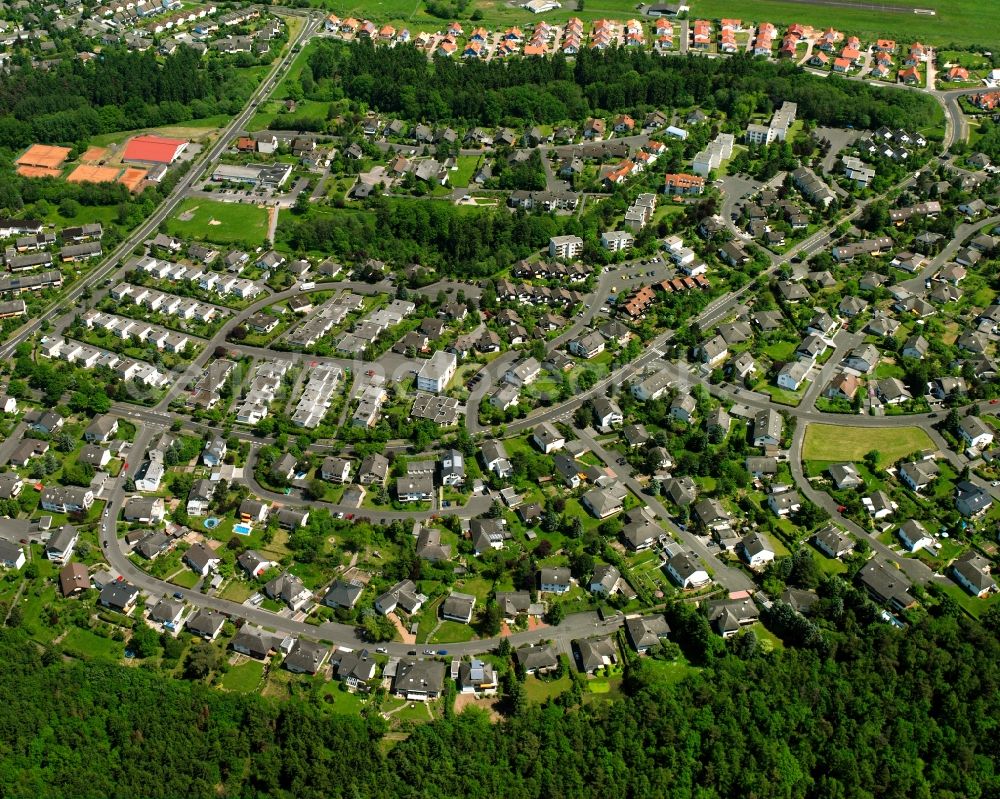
167, 199, 269, 247
802, 423, 934, 467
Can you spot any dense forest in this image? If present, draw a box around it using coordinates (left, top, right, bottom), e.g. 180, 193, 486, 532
4, 598, 1000, 798
306, 42, 942, 132
0, 46, 257, 150
280, 197, 566, 276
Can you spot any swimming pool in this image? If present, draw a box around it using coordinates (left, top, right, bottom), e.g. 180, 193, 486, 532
204, 517, 221, 530
233, 523, 253, 535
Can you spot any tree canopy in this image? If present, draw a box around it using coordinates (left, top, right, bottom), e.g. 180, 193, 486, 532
3, 602, 1000, 798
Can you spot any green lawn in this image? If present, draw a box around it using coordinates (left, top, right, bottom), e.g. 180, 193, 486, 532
814, 549, 847, 577
762, 340, 797, 361
640, 656, 699, 685
938, 581, 1000, 618
690, 0, 997, 48
874, 362, 905, 380
168, 570, 200, 589
753, 624, 785, 652
451, 155, 481, 188
61, 627, 125, 661
524, 672, 572, 703
166, 199, 268, 247
756, 379, 810, 407
219, 581, 255, 603
222, 660, 266, 693
428, 621, 477, 644
802, 424, 934, 468
319, 681, 370, 714
393, 700, 436, 725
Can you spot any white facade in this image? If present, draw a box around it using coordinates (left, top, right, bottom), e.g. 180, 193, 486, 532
416, 351, 457, 393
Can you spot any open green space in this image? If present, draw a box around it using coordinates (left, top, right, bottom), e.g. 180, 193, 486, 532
61, 627, 125, 661
392, 700, 437, 725
166, 199, 268, 247
319, 681, 370, 714
168, 570, 200, 589
689, 0, 997, 48
451, 155, 481, 189
524, 671, 572, 703
307, 0, 997, 46
639, 656, 700, 686
938, 581, 1000, 618
755, 379, 810, 407
427, 620, 477, 644
221, 660, 266, 693
802, 424, 933, 468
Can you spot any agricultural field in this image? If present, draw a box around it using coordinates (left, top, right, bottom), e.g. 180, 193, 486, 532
690, 0, 997, 49
802, 423, 934, 467
309, 0, 996, 47
166, 199, 269, 247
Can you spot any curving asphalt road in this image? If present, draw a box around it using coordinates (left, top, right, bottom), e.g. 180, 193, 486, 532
23, 30, 986, 656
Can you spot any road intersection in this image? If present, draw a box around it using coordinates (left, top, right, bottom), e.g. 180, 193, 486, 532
7, 19, 989, 656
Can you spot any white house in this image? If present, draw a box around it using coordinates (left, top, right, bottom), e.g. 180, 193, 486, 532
959, 416, 993, 450
532, 422, 565, 454
897, 519, 933, 552
738, 532, 775, 569
415, 351, 456, 393
777, 360, 810, 391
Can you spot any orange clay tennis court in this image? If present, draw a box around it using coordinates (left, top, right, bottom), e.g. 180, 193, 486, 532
16, 165, 62, 178
67, 164, 121, 184
15, 144, 72, 179
81, 146, 109, 162
118, 167, 148, 192
16, 144, 71, 168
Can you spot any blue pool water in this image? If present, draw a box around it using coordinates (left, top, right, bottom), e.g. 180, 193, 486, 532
204, 517, 221, 530
233, 523, 253, 535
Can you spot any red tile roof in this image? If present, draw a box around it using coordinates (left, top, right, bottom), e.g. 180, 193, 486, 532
122, 135, 187, 165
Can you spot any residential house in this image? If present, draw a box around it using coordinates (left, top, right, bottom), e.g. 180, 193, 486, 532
624, 615, 671, 654
532, 422, 565, 454
581, 485, 626, 519
590, 564, 621, 596
813, 525, 853, 559
739, 532, 775, 569
285, 639, 329, 674
59, 562, 89, 596
959, 416, 993, 450
99, 581, 139, 614
665, 552, 710, 588
574, 635, 618, 673
897, 519, 933, 552
441, 592, 476, 623
951, 552, 997, 597
539, 567, 571, 594
84, 415, 118, 444
514, 644, 559, 674
857, 559, 915, 610
707, 597, 759, 637
777, 360, 810, 391
828, 462, 863, 490
956, 481, 993, 517
186, 609, 226, 641
768, 487, 802, 517
393, 659, 446, 700
264, 572, 312, 611
237, 550, 274, 578
375, 580, 425, 615
322, 579, 364, 610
